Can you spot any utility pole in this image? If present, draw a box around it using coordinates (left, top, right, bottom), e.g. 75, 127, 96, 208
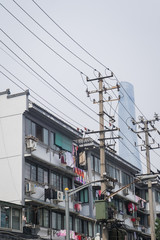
99, 73, 107, 240
144, 119, 155, 240
86, 73, 120, 240
131, 114, 160, 240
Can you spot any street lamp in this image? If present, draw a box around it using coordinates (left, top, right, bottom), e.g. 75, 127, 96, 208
65, 179, 107, 240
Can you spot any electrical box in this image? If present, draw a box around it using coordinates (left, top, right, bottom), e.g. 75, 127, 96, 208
95, 200, 108, 220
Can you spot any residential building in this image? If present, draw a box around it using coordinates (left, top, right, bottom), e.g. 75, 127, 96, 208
0, 89, 159, 240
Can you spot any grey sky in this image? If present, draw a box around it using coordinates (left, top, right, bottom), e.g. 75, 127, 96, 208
1, 0, 160, 172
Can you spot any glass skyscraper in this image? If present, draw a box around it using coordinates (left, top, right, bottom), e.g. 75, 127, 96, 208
118, 82, 142, 171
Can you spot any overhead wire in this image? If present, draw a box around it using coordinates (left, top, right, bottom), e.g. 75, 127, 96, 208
0, 3, 87, 77
0, 47, 148, 172
10, 0, 112, 110
1, 58, 154, 172
12, 0, 97, 72
32, 0, 150, 122
0, 29, 100, 123
0, 67, 84, 129
0, 71, 100, 144
1, 69, 152, 172
1, 2, 159, 170
0, 41, 148, 170
0, 40, 99, 126
32, 0, 159, 127
31, 0, 110, 71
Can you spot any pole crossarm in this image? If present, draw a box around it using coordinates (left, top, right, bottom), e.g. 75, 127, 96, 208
98, 136, 120, 141
86, 73, 113, 82
93, 96, 120, 104
86, 128, 119, 135
66, 179, 110, 197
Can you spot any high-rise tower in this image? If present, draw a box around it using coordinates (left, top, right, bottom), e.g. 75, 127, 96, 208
118, 82, 142, 171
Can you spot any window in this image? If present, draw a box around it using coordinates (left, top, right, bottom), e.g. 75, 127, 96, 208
93, 189, 99, 201
52, 212, 64, 230
55, 132, 72, 152
1, 206, 11, 228
107, 164, 120, 182
122, 172, 133, 190
25, 161, 48, 184
12, 208, 20, 230
57, 213, 62, 230
113, 198, 123, 213
155, 191, 160, 203
79, 188, 89, 203
25, 162, 36, 181
83, 220, 88, 235
51, 172, 57, 189
1, 206, 21, 230
38, 209, 43, 226
75, 218, 82, 233
43, 209, 49, 228
50, 132, 55, 149
50, 172, 72, 192
38, 209, 49, 228
25, 119, 49, 145
91, 155, 100, 173
88, 222, 93, 237
38, 167, 48, 184
95, 223, 101, 235
43, 128, 49, 145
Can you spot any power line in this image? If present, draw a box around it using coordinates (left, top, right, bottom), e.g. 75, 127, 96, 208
1, 63, 147, 171
1, 68, 152, 172
1, 40, 99, 125
1, 41, 146, 169
1, 3, 159, 170
1, 42, 157, 172
1, 3, 87, 77
0, 68, 84, 129
31, 0, 150, 123
0, 71, 100, 144
31, 0, 110, 71
1, 29, 99, 121
26, 0, 155, 162
12, 0, 97, 72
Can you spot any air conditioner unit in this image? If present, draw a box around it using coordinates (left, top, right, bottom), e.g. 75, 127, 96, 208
26, 138, 37, 151
26, 182, 36, 194
123, 188, 129, 196
56, 191, 64, 202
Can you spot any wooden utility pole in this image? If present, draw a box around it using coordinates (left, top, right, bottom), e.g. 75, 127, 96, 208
131, 115, 160, 240
86, 73, 119, 240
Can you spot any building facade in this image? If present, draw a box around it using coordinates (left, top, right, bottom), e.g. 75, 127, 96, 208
0, 89, 159, 240
118, 81, 142, 171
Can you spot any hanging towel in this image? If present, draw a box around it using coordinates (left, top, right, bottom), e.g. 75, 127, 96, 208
79, 151, 86, 166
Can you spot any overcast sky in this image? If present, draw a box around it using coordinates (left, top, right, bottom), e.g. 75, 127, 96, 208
1, 0, 160, 173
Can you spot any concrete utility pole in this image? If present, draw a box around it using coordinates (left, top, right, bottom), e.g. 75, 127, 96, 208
99, 74, 108, 240
86, 73, 120, 240
131, 114, 160, 240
